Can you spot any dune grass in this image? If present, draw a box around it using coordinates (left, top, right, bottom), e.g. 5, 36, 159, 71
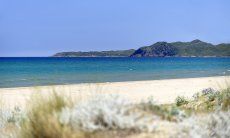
0, 96, 23, 137
19, 93, 155, 138
137, 96, 186, 121
0, 85, 229, 138
19, 92, 87, 138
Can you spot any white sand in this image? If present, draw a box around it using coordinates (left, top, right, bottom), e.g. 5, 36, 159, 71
0, 76, 229, 109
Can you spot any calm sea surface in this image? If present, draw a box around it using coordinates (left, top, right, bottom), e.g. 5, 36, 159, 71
0, 57, 230, 88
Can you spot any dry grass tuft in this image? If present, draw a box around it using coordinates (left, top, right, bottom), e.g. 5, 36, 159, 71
19, 92, 86, 138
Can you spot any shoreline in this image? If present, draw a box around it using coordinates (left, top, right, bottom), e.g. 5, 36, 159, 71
0, 76, 229, 109
0, 75, 229, 89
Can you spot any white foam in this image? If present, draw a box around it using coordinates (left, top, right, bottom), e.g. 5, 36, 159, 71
20, 79, 27, 81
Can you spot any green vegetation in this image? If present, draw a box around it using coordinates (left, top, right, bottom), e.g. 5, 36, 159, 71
175, 96, 189, 106
130, 42, 178, 57
176, 87, 230, 113
131, 39, 230, 57
138, 96, 186, 121
1, 87, 230, 137
53, 39, 230, 57
53, 49, 135, 57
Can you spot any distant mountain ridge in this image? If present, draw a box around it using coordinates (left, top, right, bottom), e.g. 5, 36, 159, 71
53, 40, 230, 57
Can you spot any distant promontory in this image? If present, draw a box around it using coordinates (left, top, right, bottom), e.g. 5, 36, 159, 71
53, 40, 230, 57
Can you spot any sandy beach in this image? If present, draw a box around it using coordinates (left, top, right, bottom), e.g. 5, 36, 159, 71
0, 76, 229, 109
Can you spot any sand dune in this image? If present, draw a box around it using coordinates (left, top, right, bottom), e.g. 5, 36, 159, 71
0, 76, 229, 109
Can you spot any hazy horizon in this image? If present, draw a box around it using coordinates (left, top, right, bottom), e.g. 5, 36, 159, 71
1, 0, 230, 57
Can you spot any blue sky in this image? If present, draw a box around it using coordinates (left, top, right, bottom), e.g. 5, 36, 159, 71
0, 0, 229, 57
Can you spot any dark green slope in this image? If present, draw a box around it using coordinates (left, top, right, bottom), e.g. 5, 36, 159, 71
53, 40, 230, 57
215, 43, 230, 56
130, 42, 178, 57
131, 39, 230, 57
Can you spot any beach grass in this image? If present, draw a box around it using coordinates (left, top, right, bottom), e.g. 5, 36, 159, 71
0, 84, 230, 137
19, 92, 86, 138
20, 87, 230, 137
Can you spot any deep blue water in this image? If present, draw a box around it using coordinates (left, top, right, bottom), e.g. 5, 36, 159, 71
0, 57, 230, 88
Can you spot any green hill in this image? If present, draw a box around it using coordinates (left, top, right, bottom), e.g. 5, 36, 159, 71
130, 39, 230, 57
53, 40, 230, 57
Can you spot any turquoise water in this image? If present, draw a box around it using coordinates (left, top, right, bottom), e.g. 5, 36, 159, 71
0, 57, 230, 88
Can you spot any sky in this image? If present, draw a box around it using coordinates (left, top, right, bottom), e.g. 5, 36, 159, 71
0, 0, 229, 57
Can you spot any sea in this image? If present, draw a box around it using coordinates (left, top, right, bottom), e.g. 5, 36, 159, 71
0, 57, 230, 88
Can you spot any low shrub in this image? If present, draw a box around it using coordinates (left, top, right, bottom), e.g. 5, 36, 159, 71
138, 97, 186, 121
217, 87, 230, 110
178, 87, 230, 112
175, 96, 189, 106
59, 94, 156, 133
192, 92, 200, 101
201, 88, 218, 96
